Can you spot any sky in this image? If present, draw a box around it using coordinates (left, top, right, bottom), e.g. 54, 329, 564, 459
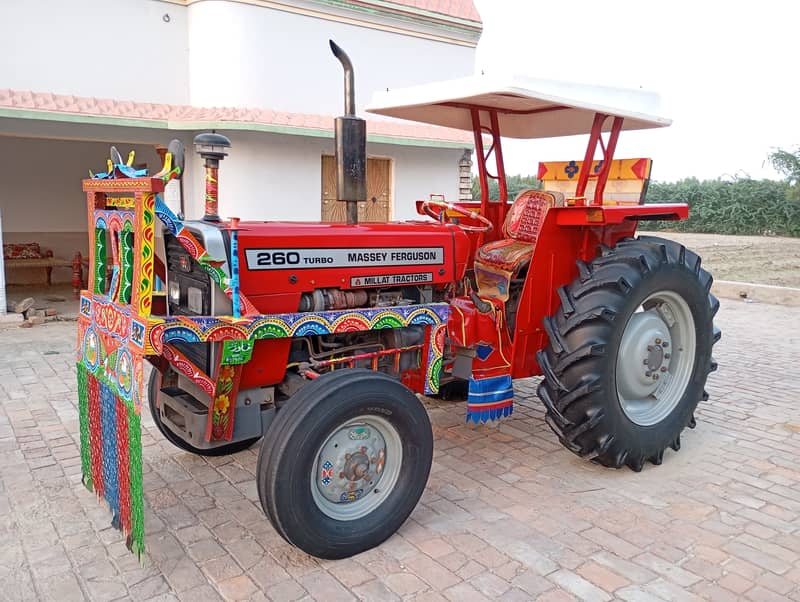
471, 0, 800, 182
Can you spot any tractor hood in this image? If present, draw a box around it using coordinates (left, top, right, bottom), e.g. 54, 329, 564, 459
233, 220, 471, 313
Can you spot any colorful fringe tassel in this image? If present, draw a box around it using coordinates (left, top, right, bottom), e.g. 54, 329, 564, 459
77, 363, 145, 558
466, 374, 514, 423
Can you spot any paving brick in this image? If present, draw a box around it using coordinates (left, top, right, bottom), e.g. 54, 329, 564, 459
632, 553, 701, 587
325, 558, 375, 588
216, 574, 258, 601
576, 561, 630, 592
615, 585, 671, 602
536, 588, 579, 602
718, 571, 755, 595
384, 571, 429, 596
680, 556, 724, 581
177, 584, 224, 601
404, 553, 462, 589
591, 551, 657, 585
581, 527, 641, 560
755, 570, 797, 596
265, 579, 307, 601
3, 301, 800, 600
415, 536, 456, 558
469, 571, 510, 598
161, 556, 207, 593
188, 539, 226, 563
690, 581, 740, 602
298, 569, 355, 601
456, 559, 485, 580
442, 581, 492, 602
499, 587, 540, 602
200, 554, 243, 583
643, 577, 705, 601
493, 559, 523, 581
38, 570, 85, 602
548, 569, 612, 602
129, 575, 172, 599
82, 575, 129, 602
723, 540, 793, 575
745, 585, 792, 602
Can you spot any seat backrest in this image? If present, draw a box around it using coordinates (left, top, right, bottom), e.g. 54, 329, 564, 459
503, 189, 565, 242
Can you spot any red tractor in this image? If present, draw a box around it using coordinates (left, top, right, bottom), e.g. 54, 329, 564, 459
77, 42, 719, 560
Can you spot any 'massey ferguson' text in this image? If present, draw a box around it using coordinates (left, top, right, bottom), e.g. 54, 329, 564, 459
245, 247, 445, 270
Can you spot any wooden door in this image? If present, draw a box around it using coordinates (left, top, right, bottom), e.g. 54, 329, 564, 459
321, 156, 391, 222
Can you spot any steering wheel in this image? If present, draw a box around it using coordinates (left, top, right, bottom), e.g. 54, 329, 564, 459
421, 201, 493, 233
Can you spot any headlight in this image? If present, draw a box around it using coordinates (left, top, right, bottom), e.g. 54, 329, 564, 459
169, 280, 180, 304
187, 287, 203, 314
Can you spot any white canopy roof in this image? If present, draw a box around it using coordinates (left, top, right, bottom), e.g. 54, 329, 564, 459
366, 74, 671, 139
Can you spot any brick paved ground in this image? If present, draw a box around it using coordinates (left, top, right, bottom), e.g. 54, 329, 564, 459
1, 298, 799, 601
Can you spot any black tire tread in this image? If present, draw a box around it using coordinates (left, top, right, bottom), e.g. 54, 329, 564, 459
537, 236, 720, 471
256, 369, 433, 558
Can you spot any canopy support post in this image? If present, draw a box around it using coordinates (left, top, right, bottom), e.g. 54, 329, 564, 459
575, 113, 624, 205
470, 107, 508, 231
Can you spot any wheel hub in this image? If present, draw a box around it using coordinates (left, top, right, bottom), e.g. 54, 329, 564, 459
616, 291, 697, 427
316, 423, 387, 505
618, 311, 671, 400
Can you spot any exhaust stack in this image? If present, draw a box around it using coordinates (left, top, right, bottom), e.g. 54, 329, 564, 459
330, 40, 366, 225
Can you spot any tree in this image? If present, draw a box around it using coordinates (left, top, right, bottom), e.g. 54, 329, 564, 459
471, 173, 541, 202
769, 146, 800, 200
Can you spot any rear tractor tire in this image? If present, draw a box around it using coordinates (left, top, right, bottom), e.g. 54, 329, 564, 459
538, 236, 720, 471
256, 368, 433, 559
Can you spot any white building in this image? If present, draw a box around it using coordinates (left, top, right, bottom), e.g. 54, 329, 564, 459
0, 0, 480, 286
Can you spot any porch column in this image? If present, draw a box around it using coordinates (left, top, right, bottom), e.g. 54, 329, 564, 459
458, 149, 473, 203
0, 210, 6, 316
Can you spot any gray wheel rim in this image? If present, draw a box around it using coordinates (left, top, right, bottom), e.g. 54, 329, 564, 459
310, 414, 402, 521
616, 290, 696, 426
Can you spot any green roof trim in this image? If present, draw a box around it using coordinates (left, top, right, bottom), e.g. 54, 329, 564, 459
0, 108, 169, 130
366, 133, 470, 149
0, 108, 472, 150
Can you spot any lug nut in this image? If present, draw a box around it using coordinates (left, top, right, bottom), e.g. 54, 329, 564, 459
664, 353, 671, 359
643, 359, 649, 365
655, 338, 662, 344
662, 341, 669, 348
660, 366, 667, 372
653, 374, 659, 380
645, 371, 652, 377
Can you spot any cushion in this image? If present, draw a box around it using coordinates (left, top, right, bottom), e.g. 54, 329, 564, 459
503, 190, 564, 242
475, 239, 535, 272
3, 243, 42, 260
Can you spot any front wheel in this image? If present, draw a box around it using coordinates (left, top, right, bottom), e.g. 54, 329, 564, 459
538, 236, 720, 471
256, 369, 433, 559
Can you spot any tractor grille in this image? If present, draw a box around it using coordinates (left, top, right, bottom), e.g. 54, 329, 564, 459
165, 233, 212, 315
165, 233, 212, 374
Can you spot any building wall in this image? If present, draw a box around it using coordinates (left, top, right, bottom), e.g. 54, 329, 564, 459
187, 1, 477, 113
0, 0, 474, 113
182, 131, 464, 222
0, 0, 190, 104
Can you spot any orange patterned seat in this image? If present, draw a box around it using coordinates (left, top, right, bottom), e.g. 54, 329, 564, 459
474, 190, 564, 300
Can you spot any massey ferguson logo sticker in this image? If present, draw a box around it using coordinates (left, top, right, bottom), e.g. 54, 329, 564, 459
245, 247, 445, 270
